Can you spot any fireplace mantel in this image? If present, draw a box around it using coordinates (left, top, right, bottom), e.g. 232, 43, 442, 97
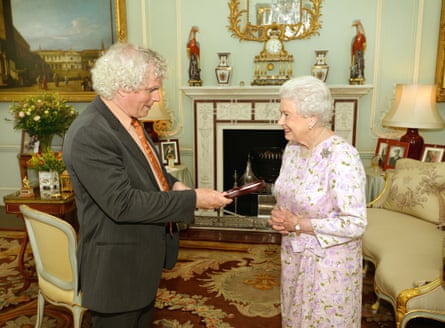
182, 84, 373, 219
182, 84, 373, 99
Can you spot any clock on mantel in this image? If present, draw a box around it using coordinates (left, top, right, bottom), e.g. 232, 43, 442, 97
252, 27, 293, 86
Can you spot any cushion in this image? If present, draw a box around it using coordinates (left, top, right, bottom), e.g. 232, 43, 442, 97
364, 208, 443, 306
364, 208, 442, 264
380, 158, 445, 225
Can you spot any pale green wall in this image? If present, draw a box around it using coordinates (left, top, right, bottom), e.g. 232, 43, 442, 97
1, 0, 444, 203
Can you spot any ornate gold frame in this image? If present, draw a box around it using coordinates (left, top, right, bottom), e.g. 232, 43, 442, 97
0, 0, 127, 102
228, 0, 323, 42
435, 0, 445, 102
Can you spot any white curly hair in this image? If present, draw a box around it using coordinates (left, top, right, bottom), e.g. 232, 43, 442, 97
91, 43, 167, 99
279, 76, 333, 125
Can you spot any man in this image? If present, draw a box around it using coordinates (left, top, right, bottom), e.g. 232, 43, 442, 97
388, 147, 402, 167
63, 43, 232, 327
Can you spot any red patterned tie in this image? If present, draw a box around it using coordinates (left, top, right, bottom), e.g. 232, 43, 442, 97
131, 118, 169, 191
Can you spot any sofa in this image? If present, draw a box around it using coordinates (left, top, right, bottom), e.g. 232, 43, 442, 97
364, 158, 445, 328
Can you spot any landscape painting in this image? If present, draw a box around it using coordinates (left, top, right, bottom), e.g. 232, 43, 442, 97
0, 0, 126, 101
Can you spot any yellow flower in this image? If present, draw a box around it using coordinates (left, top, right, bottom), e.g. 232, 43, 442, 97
27, 150, 65, 173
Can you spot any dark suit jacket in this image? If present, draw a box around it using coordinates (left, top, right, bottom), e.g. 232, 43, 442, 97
63, 96, 196, 313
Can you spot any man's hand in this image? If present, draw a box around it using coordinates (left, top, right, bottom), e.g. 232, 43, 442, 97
195, 188, 233, 209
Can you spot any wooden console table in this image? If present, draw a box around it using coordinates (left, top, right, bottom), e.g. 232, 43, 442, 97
3, 191, 77, 293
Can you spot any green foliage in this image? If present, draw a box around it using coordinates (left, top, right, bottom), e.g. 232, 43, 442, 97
8, 93, 78, 137
27, 151, 65, 173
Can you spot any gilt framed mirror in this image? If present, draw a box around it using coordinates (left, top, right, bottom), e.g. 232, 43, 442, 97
228, 0, 323, 85
228, 0, 323, 42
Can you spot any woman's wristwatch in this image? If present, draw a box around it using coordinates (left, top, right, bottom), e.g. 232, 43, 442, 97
295, 222, 301, 233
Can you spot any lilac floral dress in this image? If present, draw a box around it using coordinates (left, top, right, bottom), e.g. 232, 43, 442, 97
274, 135, 367, 328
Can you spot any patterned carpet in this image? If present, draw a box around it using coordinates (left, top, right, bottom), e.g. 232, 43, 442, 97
0, 229, 442, 327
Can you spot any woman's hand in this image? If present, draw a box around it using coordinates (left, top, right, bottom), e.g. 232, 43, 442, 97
268, 207, 291, 235
269, 207, 310, 235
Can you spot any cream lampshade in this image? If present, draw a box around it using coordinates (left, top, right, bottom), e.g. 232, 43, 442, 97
382, 84, 445, 159
141, 93, 171, 142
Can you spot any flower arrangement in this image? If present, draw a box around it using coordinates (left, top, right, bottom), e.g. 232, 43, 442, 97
27, 150, 65, 173
8, 93, 78, 138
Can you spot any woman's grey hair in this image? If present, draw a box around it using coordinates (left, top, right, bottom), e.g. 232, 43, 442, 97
91, 43, 167, 99
279, 76, 333, 125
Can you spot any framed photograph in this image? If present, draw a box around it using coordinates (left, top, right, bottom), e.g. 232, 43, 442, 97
375, 138, 392, 168
160, 139, 180, 165
20, 131, 39, 154
20, 131, 65, 154
421, 144, 445, 162
0, 0, 127, 102
383, 140, 410, 170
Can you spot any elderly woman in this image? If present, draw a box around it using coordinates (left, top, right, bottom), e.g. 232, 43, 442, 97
268, 76, 367, 327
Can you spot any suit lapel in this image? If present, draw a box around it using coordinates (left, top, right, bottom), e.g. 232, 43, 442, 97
93, 96, 165, 185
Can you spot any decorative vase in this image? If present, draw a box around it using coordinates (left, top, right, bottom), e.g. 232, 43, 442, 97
215, 52, 232, 86
239, 153, 257, 185
311, 50, 329, 82
38, 170, 60, 199
38, 134, 54, 152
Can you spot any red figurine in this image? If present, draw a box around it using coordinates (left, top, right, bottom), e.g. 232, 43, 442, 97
350, 20, 366, 84
187, 26, 202, 86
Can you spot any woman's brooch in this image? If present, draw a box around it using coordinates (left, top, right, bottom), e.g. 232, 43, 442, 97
321, 148, 331, 158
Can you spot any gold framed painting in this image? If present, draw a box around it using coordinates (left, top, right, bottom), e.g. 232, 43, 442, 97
436, 0, 445, 102
0, 0, 127, 102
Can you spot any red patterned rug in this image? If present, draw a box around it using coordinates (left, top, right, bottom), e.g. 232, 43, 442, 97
0, 230, 442, 327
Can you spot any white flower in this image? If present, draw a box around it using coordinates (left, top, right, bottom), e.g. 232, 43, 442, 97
8, 93, 78, 136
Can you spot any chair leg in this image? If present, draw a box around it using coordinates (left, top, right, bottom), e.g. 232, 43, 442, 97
363, 260, 368, 276
371, 298, 380, 314
72, 306, 87, 328
34, 290, 45, 328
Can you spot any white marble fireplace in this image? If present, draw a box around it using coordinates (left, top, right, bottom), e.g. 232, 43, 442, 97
182, 85, 372, 219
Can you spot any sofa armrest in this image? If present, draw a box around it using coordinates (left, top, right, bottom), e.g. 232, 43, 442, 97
367, 171, 391, 208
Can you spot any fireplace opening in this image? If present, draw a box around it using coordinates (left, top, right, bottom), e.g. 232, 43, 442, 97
223, 129, 287, 216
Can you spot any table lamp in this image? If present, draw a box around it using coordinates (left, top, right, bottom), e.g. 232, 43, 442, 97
382, 84, 445, 159
141, 96, 171, 142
